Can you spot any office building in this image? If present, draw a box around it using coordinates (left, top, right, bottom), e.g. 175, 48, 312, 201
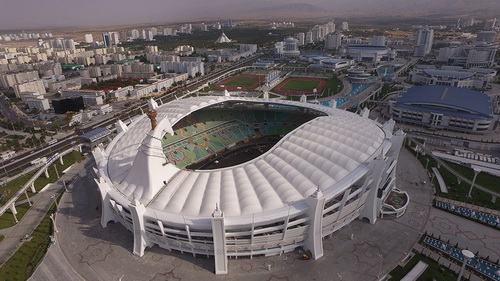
325, 33, 342, 50
413, 29, 434, 57
476, 31, 497, 43
84, 34, 94, 43
371, 35, 386, 46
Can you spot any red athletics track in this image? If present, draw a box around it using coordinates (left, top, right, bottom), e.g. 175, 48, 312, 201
215, 75, 265, 91
272, 77, 328, 96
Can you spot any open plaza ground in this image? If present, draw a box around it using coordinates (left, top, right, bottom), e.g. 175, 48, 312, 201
31, 148, 499, 281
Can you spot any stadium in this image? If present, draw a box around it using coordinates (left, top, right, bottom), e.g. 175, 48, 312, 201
92, 95, 407, 274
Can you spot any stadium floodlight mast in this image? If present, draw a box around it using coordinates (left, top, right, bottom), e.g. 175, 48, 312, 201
457, 250, 474, 281
376, 253, 384, 279
468, 167, 481, 197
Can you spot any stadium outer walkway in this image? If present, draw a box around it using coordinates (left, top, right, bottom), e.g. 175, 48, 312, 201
29, 149, 498, 281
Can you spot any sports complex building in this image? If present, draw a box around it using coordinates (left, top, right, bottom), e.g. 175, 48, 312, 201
389, 85, 498, 133
340, 45, 396, 63
93, 96, 408, 274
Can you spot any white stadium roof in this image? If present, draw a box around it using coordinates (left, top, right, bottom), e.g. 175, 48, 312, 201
99, 96, 386, 219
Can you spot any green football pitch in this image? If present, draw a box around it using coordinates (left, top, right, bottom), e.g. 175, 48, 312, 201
281, 80, 320, 91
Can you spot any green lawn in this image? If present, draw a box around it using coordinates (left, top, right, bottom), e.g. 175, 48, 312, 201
0, 205, 56, 281
0, 203, 31, 229
407, 144, 500, 210
389, 252, 458, 281
322, 75, 343, 97
0, 151, 84, 230
223, 76, 260, 87
281, 79, 320, 92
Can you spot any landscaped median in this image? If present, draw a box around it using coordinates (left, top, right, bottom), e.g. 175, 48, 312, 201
0, 204, 57, 280
0, 151, 85, 279
405, 140, 500, 211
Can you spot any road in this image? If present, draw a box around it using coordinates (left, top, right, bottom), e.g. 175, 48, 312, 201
0, 135, 80, 179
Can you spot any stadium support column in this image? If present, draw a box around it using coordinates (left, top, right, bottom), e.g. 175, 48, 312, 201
359, 153, 386, 224
10, 203, 18, 223
211, 205, 228, 274
305, 188, 325, 259
129, 198, 152, 257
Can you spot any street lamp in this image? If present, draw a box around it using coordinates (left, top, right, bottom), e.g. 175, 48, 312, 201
51, 194, 59, 211
54, 164, 60, 178
457, 250, 474, 281
49, 213, 58, 233
0, 158, 7, 177
468, 167, 481, 198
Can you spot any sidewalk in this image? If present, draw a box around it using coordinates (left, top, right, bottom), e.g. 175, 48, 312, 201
0, 159, 88, 266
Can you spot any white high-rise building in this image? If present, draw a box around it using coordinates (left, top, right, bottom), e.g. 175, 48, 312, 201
413, 29, 434, 57
324, 22, 335, 35
295, 33, 305, 46
102, 32, 120, 47
149, 27, 158, 36
341, 22, 349, 31
325, 33, 342, 50
274, 37, 300, 58
145, 30, 154, 41
371, 35, 386, 46
49, 38, 76, 50
305, 31, 313, 44
484, 18, 497, 30
476, 31, 496, 43
163, 28, 174, 36
130, 29, 140, 39
84, 34, 94, 43
311, 25, 324, 42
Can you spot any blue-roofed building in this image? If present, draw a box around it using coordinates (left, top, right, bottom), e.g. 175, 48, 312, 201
389, 85, 497, 133
409, 67, 497, 89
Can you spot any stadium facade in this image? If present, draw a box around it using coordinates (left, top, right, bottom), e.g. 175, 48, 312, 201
93, 96, 407, 274
340, 45, 396, 63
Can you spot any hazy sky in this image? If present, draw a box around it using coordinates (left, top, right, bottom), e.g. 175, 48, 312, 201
0, 0, 230, 29
1, 0, 498, 30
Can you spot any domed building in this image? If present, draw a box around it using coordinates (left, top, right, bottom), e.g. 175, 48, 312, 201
93, 96, 408, 274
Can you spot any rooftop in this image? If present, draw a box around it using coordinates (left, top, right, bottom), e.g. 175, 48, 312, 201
395, 85, 493, 119
422, 69, 474, 80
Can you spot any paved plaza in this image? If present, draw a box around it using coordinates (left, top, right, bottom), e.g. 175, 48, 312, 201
28, 148, 499, 281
